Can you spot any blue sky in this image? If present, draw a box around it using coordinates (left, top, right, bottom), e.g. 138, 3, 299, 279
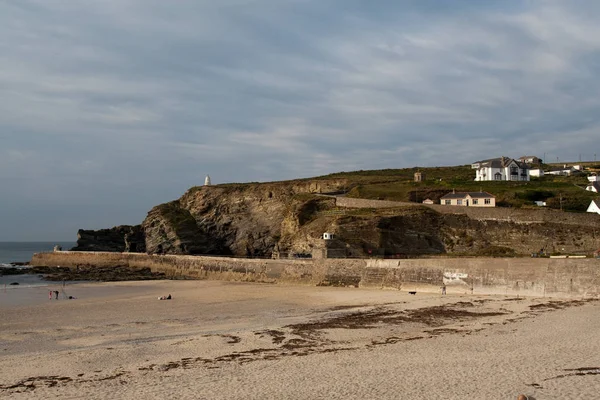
2, 0, 600, 240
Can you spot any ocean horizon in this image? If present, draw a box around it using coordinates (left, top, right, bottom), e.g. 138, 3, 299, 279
0, 241, 76, 265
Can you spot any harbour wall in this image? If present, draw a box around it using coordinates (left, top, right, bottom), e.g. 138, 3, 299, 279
30, 251, 600, 298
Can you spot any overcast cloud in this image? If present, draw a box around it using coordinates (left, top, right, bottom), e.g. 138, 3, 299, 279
2, 0, 600, 240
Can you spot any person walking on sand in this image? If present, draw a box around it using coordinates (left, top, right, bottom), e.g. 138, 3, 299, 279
441, 284, 447, 295
49, 290, 53, 300
54, 290, 59, 300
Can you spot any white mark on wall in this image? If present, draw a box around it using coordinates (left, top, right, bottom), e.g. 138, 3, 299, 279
443, 272, 468, 286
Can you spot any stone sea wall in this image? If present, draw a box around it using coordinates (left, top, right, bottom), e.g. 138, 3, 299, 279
30, 252, 600, 298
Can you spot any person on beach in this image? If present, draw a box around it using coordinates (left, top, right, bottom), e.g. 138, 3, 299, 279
441, 285, 447, 295
54, 290, 59, 300
49, 290, 53, 300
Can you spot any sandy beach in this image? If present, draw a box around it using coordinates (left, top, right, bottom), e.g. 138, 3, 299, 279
1, 280, 599, 399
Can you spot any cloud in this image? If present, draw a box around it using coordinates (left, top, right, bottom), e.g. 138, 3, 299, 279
2, 0, 600, 239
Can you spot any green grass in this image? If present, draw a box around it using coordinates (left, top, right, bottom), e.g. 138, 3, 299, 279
323, 166, 595, 211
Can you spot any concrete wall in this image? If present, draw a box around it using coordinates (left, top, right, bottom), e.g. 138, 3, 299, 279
31, 251, 600, 298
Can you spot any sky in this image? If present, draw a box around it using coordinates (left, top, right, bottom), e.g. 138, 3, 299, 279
2, 0, 600, 241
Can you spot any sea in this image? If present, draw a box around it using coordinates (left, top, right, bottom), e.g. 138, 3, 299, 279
0, 241, 76, 265
0, 242, 78, 305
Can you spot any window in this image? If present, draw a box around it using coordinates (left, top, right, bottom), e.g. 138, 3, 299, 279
445, 199, 451, 205
472, 199, 478, 205
510, 166, 518, 175
457, 199, 462, 205
494, 172, 502, 180
484, 198, 491, 205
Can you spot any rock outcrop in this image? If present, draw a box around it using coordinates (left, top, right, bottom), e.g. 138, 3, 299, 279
71, 225, 146, 253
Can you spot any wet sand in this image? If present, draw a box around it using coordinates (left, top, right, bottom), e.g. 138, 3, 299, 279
1, 280, 599, 399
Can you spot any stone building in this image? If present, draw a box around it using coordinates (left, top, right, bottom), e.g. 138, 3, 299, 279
414, 172, 425, 182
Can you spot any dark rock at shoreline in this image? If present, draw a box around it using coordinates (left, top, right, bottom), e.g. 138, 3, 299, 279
3, 265, 167, 282
71, 225, 146, 253
0, 267, 25, 276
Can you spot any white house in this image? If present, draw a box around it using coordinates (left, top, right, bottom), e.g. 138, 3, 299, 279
440, 191, 496, 207
529, 168, 544, 178
545, 166, 576, 176
589, 173, 599, 182
587, 199, 600, 215
586, 182, 600, 193
471, 157, 530, 182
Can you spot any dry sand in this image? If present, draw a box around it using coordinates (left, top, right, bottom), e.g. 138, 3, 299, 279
1, 280, 599, 399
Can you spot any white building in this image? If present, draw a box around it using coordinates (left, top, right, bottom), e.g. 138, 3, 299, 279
587, 199, 600, 215
586, 182, 600, 193
471, 157, 530, 182
545, 165, 578, 176
529, 168, 544, 178
204, 175, 212, 186
589, 173, 599, 182
440, 191, 496, 207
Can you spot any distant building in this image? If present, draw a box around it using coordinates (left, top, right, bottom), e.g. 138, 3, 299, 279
422, 198, 434, 204
586, 182, 600, 193
545, 166, 576, 176
519, 155, 542, 165
440, 191, 496, 207
589, 173, 599, 182
204, 175, 212, 186
414, 172, 425, 182
529, 168, 544, 178
471, 157, 530, 182
534, 201, 547, 207
323, 232, 335, 240
587, 199, 600, 215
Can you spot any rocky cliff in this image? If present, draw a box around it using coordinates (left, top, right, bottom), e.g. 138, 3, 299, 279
72, 179, 600, 257
71, 225, 145, 252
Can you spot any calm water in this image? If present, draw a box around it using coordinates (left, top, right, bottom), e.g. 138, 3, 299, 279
0, 242, 76, 265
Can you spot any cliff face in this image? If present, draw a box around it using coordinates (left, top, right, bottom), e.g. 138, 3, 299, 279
73, 179, 600, 257
142, 181, 345, 256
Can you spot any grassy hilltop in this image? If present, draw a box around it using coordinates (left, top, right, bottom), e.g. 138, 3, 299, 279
316, 164, 599, 212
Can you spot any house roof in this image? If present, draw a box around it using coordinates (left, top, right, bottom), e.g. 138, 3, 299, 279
587, 182, 600, 191
473, 156, 529, 169
519, 155, 540, 161
441, 191, 495, 199
590, 199, 600, 209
